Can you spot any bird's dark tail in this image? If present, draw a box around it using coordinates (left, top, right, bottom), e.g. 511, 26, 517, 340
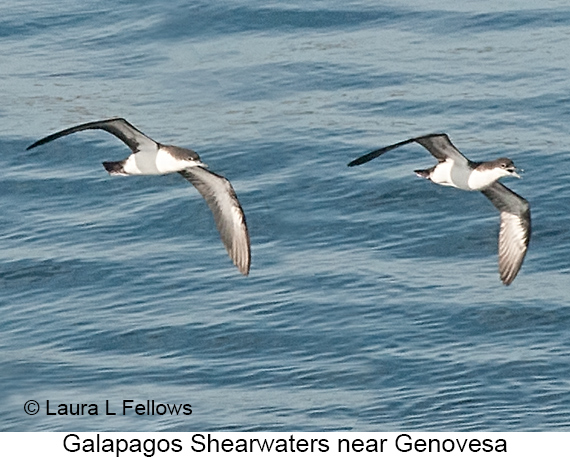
414, 167, 434, 180
102, 161, 127, 176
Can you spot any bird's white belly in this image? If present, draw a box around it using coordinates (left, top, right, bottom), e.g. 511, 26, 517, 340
430, 160, 473, 190
122, 149, 200, 175
467, 168, 503, 190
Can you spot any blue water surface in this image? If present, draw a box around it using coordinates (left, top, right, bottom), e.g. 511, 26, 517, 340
1, 0, 569, 431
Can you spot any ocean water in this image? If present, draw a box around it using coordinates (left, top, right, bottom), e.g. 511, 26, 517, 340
2, 0, 570, 432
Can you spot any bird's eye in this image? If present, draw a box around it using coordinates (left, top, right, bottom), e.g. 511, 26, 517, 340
501, 163, 506, 168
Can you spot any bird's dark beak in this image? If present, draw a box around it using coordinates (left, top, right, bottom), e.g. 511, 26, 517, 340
510, 167, 522, 179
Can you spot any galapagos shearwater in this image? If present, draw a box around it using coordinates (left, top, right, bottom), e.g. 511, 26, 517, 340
27, 118, 251, 276
348, 133, 530, 285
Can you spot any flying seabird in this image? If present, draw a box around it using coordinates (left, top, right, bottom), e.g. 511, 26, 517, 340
27, 118, 251, 275
348, 133, 531, 285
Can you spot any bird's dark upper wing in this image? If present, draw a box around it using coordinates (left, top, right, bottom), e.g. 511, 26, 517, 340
413, 134, 469, 163
481, 182, 531, 285
348, 133, 469, 167
27, 118, 158, 154
179, 167, 251, 276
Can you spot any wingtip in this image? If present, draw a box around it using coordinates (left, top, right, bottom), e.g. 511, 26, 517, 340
236, 246, 251, 276
236, 252, 251, 276
232, 255, 250, 276
347, 151, 378, 167
347, 155, 372, 167
499, 258, 520, 286
499, 262, 523, 286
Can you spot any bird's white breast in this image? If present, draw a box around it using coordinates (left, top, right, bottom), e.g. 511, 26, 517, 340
155, 148, 197, 174
467, 168, 505, 190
